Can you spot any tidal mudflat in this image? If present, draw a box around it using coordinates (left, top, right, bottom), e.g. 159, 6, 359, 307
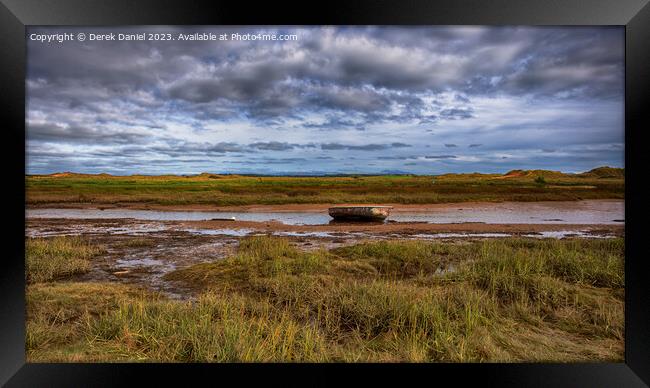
26, 199, 624, 299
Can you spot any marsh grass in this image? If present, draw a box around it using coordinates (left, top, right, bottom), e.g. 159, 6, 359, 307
26, 282, 149, 361
27, 236, 624, 362
26, 236, 104, 283
87, 293, 328, 362
26, 172, 624, 206
330, 240, 468, 278
116, 237, 158, 248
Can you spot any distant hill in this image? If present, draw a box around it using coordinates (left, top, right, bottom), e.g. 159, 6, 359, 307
49, 171, 77, 177
502, 169, 567, 178
497, 166, 624, 180
580, 166, 624, 178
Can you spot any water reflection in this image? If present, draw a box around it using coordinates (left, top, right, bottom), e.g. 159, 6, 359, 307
27, 200, 624, 226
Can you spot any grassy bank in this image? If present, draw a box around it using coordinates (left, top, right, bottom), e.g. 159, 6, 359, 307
27, 236, 624, 362
26, 168, 624, 206
26, 236, 104, 283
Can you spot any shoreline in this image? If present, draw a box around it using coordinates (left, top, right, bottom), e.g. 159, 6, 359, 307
26, 217, 625, 237
26, 198, 624, 213
179, 219, 624, 235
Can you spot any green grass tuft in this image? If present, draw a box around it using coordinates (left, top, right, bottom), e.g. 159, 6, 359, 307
26, 236, 104, 283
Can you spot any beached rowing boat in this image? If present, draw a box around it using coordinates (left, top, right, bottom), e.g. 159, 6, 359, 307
328, 206, 393, 221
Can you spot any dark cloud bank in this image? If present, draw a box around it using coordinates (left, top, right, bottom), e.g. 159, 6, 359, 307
26, 26, 624, 175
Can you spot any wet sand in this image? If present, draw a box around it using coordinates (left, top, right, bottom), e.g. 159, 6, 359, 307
26, 216, 624, 239
179, 219, 623, 235
28, 199, 623, 213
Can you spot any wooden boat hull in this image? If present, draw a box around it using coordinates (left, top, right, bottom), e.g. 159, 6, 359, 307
328, 206, 392, 221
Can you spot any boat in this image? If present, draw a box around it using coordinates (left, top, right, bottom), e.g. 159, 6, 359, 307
328, 206, 393, 222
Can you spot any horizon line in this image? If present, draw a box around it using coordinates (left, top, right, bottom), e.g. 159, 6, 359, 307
25, 165, 624, 178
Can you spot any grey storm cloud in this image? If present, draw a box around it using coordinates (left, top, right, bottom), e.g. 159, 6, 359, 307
303, 116, 366, 130
440, 108, 474, 120
28, 122, 148, 144
250, 142, 296, 151
27, 26, 622, 122
424, 155, 458, 159
122, 142, 251, 158
378, 156, 408, 160
151, 141, 323, 156
321, 143, 411, 151
26, 26, 624, 175
258, 158, 308, 164
205, 142, 246, 153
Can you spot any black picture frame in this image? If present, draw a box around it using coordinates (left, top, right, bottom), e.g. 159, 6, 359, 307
1, 0, 649, 386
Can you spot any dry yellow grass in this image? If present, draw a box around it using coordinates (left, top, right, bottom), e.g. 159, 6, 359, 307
27, 236, 624, 362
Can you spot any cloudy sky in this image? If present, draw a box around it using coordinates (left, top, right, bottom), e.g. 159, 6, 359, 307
26, 26, 624, 175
